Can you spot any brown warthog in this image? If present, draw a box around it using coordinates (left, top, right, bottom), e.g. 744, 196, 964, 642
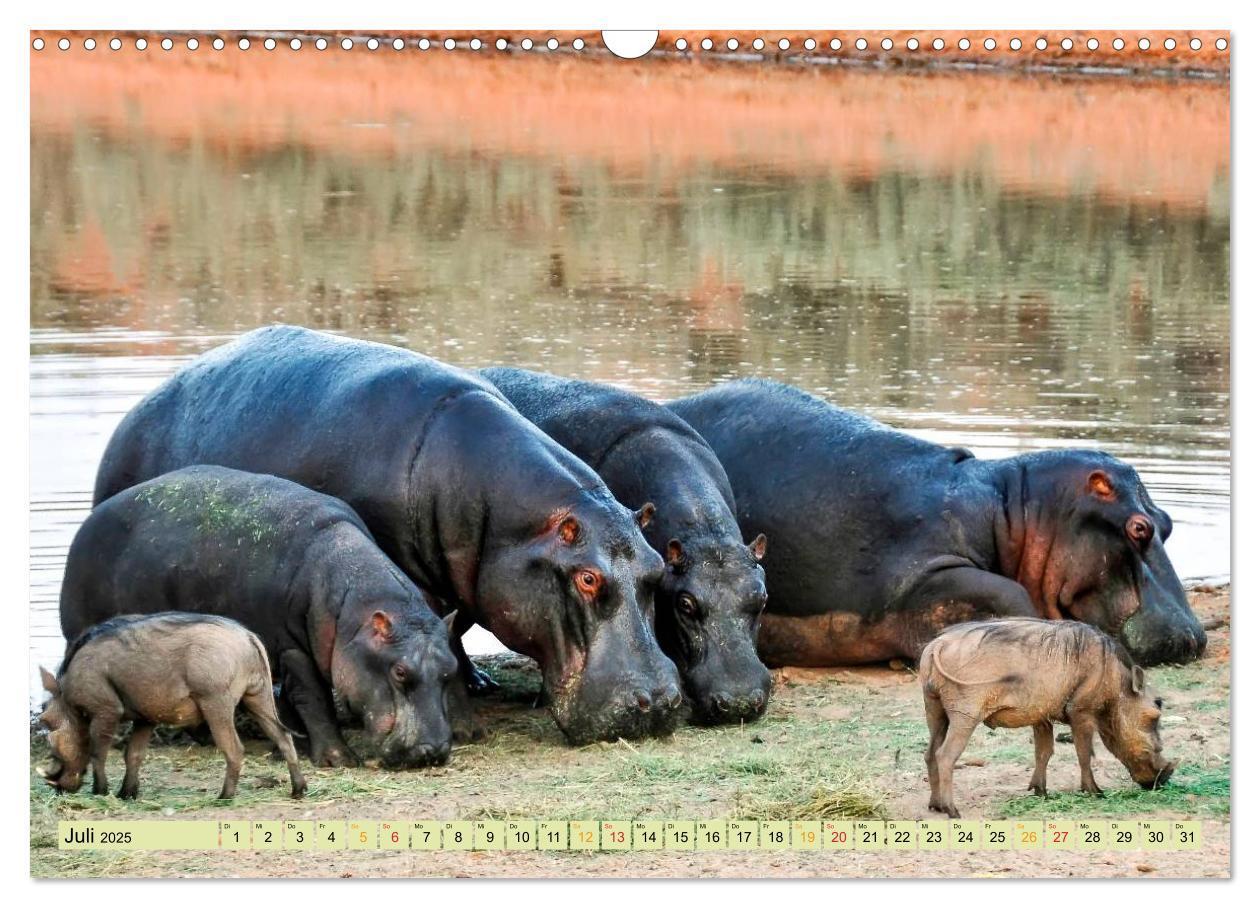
39, 613, 307, 801
919, 618, 1176, 818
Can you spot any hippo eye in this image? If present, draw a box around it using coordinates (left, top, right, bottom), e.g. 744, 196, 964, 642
1126, 514, 1155, 550
391, 664, 409, 685
574, 569, 602, 599
1154, 697, 1164, 711
677, 593, 699, 618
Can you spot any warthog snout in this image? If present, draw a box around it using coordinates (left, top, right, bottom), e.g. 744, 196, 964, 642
1139, 759, 1179, 790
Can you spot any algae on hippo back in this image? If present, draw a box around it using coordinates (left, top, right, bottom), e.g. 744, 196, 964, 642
135, 478, 280, 547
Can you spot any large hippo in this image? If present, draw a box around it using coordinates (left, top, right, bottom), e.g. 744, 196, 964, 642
480, 367, 772, 725
62, 466, 460, 768
667, 379, 1206, 667
93, 327, 681, 745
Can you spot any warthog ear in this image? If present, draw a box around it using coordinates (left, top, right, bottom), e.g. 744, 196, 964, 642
634, 502, 656, 530
370, 611, 395, 643
747, 533, 768, 562
39, 667, 59, 696
666, 539, 687, 572
1131, 665, 1146, 695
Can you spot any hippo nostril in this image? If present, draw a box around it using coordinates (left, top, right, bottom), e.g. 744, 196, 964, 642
662, 684, 682, 710
632, 689, 653, 713
712, 692, 732, 714
750, 689, 766, 711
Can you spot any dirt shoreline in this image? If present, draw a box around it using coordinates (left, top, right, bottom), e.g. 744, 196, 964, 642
30, 587, 1230, 879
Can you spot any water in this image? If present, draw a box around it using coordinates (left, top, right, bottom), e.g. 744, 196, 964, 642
30, 54, 1230, 705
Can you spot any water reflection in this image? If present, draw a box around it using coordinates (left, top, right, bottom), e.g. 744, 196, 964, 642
29, 62, 1229, 701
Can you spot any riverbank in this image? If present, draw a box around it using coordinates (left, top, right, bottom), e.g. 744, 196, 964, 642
30, 587, 1230, 878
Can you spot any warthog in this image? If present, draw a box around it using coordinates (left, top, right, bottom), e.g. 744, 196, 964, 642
39, 613, 307, 801
920, 618, 1176, 818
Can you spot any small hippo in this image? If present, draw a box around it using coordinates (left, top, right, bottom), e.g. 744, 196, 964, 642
39, 613, 306, 801
61, 466, 463, 768
919, 618, 1176, 818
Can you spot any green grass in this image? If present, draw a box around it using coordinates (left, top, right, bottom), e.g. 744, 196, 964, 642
997, 763, 1231, 819
29, 644, 1230, 877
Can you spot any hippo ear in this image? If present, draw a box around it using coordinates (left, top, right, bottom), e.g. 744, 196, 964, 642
1088, 471, 1116, 500
634, 502, 656, 530
39, 667, 59, 696
665, 539, 686, 571
1131, 665, 1146, 695
558, 516, 582, 546
370, 611, 395, 643
747, 533, 768, 562
442, 611, 461, 642
1151, 505, 1173, 542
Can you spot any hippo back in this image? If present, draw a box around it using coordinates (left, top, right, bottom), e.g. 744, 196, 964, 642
94, 326, 498, 510
666, 379, 976, 619
63, 465, 390, 647
480, 367, 738, 517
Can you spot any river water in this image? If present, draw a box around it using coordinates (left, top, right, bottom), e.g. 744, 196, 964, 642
30, 53, 1230, 703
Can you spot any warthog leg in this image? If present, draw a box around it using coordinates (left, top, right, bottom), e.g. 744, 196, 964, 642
932, 711, 980, 819
1029, 720, 1054, 796
924, 692, 950, 812
118, 722, 154, 800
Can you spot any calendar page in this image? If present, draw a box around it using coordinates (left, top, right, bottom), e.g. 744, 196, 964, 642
27, 21, 1230, 882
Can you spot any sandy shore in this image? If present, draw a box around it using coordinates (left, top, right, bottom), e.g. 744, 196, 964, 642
30, 587, 1230, 879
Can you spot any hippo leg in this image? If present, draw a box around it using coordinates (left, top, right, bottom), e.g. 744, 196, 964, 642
278, 650, 360, 768
273, 692, 307, 757
932, 711, 979, 819
117, 722, 154, 800
1029, 721, 1054, 796
87, 710, 122, 796
1068, 713, 1104, 796
914, 568, 1039, 622
904, 568, 1040, 656
241, 686, 308, 799
446, 680, 485, 743
201, 696, 245, 800
924, 692, 949, 812
449, 610, 500, 695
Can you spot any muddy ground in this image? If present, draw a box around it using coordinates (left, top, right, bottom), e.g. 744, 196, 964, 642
30, 589, 1230, 879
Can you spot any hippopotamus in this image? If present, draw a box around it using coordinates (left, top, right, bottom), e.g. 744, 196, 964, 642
61, 466, 461, 768
480, 367, 772, 725
666, 379, 1206, 667
92, 327, 681, 745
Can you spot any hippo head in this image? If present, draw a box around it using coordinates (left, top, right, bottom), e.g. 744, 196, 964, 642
655, 534, 772, 725
330, 605, 460, 768
37, 668, 89, 793
1006, 451, 1206, 665
1098, 661, 1178, 790
477, 490, 683, 745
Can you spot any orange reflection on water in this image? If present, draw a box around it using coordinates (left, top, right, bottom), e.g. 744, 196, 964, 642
32, 49, 1228, 212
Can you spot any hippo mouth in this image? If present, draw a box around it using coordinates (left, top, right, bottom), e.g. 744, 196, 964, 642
553, 694, 682, 745
379, 744, 451, 770
687, 687, 770, 726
